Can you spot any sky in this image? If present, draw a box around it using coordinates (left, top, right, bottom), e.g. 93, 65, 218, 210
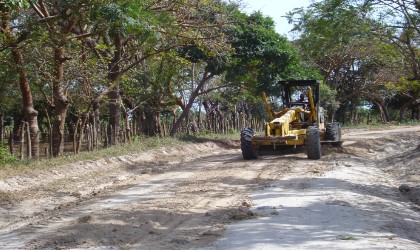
241, 0, 315, 37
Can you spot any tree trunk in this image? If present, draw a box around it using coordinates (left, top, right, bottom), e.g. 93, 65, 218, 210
92, 101, 101, 149
202, 99, 211, 130
2, 7, 39, 157
11, 48, 40, 158
242, 101, 250, 120
143, 110, 162, 136
0, 110, 4, 142
72, 115, 80, 154
384, 103, 391, 122
232, 107, 237, 131
133, 109, 144, 136
51, 47, 69, 157
413, 106, 420, 120
170, 71, 213, 136
373, 100, 390, 123
76, 114, 89, 154
106, 33, 123, 145
12, 114, 23, 141
66, 110, 77, 143
399, 99, 416, 121
107, 89, 121, 145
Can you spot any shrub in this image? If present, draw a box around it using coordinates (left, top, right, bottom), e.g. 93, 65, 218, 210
0, 145, 15, 164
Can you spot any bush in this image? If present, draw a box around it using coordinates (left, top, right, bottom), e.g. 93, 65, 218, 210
0, 145, 15, 164
228, 128, 238, 134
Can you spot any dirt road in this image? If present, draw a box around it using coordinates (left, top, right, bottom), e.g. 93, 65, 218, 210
0, 127, 419, 249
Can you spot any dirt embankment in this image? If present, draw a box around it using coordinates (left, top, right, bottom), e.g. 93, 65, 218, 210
341, 127, 420, 205
0, 126, 419, 249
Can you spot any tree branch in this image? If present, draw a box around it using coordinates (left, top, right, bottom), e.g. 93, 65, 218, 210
198, 83, 235, 96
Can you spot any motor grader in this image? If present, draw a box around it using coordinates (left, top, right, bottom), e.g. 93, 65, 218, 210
240, 80, 341, 160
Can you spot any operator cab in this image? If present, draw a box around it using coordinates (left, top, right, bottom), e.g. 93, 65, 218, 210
280, 80, 320, 110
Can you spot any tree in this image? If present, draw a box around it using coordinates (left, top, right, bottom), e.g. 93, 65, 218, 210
85, 0, 233, 143
169, 10, 311, 135
26, 1, 95, 156
361, 0, 420, 120
226, 11, 314, 95
286, 0, 404, 123
123, 52, 191, 136
1, 1, 40, 158
0, 52, 18, 142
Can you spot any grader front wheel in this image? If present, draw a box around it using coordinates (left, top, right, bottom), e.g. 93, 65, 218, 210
240, 128, 257, 160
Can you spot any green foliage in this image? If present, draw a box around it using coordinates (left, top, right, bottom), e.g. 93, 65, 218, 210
226, 11, 305, 95
392, 78, 420, 95
0, 145, 15, 165
285, 0, 412, 124
177, 44, 209, 63
288, 0, 371, 51
0, 0, 29, 10
286, 0, 374, 81
0, 51, 22, 114
320, 83, 339, 116
198, 128, 213, 136
89, 0, 176, 53
227, 128, 238, 134
131, 135, 141, 141
124, 52, 190, 113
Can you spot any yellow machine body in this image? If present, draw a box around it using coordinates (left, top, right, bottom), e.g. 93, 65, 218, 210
251, 87, 319, 149
241, 80, 341, 160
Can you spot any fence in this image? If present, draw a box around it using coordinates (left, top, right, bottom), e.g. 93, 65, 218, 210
1, 113, 265, 159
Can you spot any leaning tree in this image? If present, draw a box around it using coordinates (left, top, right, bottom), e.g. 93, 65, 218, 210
1, 1, 40, 158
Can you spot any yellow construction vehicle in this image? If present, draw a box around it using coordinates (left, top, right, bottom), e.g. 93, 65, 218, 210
241, 80, 341, 160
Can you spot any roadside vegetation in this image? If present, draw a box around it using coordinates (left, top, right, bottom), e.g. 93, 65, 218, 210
2, 119, 420, 179
0, 131, 239, 177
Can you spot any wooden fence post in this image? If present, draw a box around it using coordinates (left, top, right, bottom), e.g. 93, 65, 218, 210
0, 111, 4, 142
26, 122, 31, 159
45, 110, 53, 158
73, 116, 80, 155
20, 122, 24, 160
8, 131, 13, 155
87, 124, 92, 151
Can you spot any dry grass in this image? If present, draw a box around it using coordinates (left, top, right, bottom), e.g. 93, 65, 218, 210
0, 190, 14, 204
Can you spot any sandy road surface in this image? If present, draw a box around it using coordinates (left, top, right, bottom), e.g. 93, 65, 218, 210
206, 127, 420, 249
0, 127, 419, 249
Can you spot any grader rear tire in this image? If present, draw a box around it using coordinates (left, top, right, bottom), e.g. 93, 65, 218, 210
306, 126, 321, 160
325, 122, 341, 141
240, 128, 257, 160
